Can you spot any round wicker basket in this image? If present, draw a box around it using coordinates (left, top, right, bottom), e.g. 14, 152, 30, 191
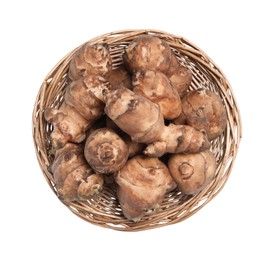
32, 29, 242, 231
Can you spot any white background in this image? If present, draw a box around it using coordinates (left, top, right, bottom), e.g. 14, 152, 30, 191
1, 0, 271, 259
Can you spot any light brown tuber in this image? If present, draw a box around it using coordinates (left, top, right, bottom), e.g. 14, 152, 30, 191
44, 76, 107, 150
132, 70, 181, 120
168, 66, 192, 97
68, 42, 112, 81
123, 35, 173, 74
108, 66, 132, 90
115, 155, 176, 221
84, 128, 129, 174
51, 143, 103, 201
144, 124, 211, 158
104, 87, 210, 157
174, 88, 227, 140
168, 150, 216, 194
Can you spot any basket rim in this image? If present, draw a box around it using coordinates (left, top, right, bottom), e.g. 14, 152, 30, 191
32, 29, 242, 231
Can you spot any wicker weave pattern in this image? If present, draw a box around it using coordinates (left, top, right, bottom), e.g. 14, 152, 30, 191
32, 29, 242, 231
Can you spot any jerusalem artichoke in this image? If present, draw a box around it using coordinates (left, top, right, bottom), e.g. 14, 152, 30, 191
115, 155, 176, 221
132, 70, 181, 120
52, 143, 103, 201
104, 87, 210, 157
44, 76, 107, 150
174, 88, 227, 140
168, 150, 216, 194
68, 42, 112, 81
108, 66, 132, 90
123, 35, 173, 74
84, 128, 129, 174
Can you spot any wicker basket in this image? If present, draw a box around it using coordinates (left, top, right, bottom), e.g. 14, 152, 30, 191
32, 29, 242, 231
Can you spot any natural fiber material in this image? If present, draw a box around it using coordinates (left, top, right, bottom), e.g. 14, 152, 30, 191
32, 29, 242, 231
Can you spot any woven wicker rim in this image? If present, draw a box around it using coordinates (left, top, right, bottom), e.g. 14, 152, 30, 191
32, 29, 242, 231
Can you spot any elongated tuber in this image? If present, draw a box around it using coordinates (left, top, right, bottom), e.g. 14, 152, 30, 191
52, 143, 103, 201
168, 150, 216, 194
115, 155, 176, 221
68, 42, 112, 81
132, 70, 181, 120
45, 76, 107, 150
123, 35, 173, 74
108, 66, 132, 90
173, 88, 227, 140
104, 87, 210, 157
144, 124, 211, 157
84, 128, 129, 174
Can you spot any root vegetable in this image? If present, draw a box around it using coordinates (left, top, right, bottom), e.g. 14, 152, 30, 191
122, 134, 145, 158
115, 155, 176, 221
44, 76, 107, 150
168, 66, 192, 97
168, 150, 216, 194
166, 53, 192, 97
132, 70, 181, 120
84, 128, 129, 174
104, 87, 210, 157
144, 124, 211, 157
174, 88, 227, 140
68, 42, 112, 81
108, 66, 132, 90
52, 143, 103, 201
123, 35, 172, 74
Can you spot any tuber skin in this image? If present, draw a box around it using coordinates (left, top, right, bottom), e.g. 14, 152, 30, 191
84, 128, 129, 174
51, 143, 103, 201
44, 76, 107, 150
168, 66, 192, 97
166, 53, 192, 96
103, 87, 210, 157
115, 155, 176, 221
132, 70, 182, 120
122, 134, 146, 158
123, 35, 173, 74
68, 42, 112, 81
173, 88, 227, 140
144, 124, 211, 158
168, 150, 216, 195
108, 66, 133, 90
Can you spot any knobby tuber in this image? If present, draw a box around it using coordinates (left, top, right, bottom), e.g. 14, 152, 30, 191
144, 123, 211, 157
108, 66, 133, 90
84, 128, 129, 174
123, 35, 173, 74
44, 76, 107, 150
174, 88, 227, 140
132, 70, 181, 120
51, 143, 103, 201
168, 150, 216, 194
68, 42, 112, 81
166, 54, 192, 97
115, 155, 176, 221
123, 35, 192, 97
104, 87, 210, 157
